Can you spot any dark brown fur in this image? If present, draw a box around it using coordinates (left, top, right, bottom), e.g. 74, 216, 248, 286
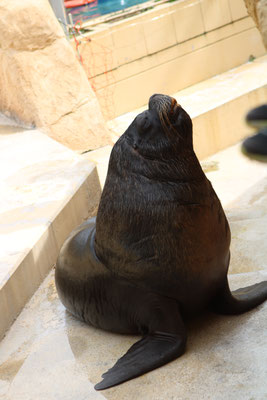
56, 94, 267, 390
94, 94, 230, 315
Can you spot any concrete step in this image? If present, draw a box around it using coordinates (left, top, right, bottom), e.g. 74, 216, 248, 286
0, 115, 101, 340
107, 54, 267, 160
0, 143, 267, 399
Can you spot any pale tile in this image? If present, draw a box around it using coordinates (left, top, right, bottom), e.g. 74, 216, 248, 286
176, 35, 208, 57
228, 0, 248, 21
115, 54, 153, 82
148, 45, 180, 68
111, 18, 147, 65
142, 6, 177, 54
215, 27, 266, 73
76, 28, 117, 76
200, 0, 232, 32
204, 16, 254, 45
171, 0, 205, 43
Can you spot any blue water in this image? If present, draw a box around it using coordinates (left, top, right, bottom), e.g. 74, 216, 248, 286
67, 0, 150, 23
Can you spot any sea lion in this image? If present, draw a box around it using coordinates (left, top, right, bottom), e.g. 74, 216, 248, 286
55, 94, 267, 390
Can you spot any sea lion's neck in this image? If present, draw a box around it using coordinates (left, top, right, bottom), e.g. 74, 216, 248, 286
111, 135, 205, 184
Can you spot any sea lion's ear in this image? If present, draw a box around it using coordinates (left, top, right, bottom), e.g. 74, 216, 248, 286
136, 111, 151, 134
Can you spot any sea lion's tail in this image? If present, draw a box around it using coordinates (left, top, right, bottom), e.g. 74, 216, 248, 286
95, 295, 186, 391
94, 331, 185, 390
211, 277, 267, 315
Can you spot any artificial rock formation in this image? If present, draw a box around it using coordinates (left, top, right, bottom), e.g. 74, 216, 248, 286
244, 0, 267, 49
0, 0, 110, 152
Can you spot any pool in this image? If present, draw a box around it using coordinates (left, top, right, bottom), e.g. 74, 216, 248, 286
67, 0, 151, 23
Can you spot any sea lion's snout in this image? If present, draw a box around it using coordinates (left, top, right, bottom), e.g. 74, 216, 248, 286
124, 94, 193, 160
148, 93, 193, 148
148, 93, 182, 128
149, 94, 179, 117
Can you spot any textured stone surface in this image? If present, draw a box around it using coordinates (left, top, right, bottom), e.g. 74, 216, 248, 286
0, 115, 101, 340
244, 0, 267, 49
257, 0, 267, 49
0, 0, 110, 152
244, 0, 259, 25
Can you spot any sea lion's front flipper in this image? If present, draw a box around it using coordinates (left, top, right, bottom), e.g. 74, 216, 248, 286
95, 296, 186, 390
212, 277, 267, 315
95, 331, 185, 390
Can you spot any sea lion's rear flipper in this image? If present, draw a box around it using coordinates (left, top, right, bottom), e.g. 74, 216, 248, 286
212, 277, 267, 315
95, 296, 186, 391
95, 332, 185, 390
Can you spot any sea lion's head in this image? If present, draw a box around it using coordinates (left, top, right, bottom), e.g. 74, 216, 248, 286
123, 94, 193, 161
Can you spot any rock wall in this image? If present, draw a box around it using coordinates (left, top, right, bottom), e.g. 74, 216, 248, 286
0, 0, 110, 152
244, 0, 267, 49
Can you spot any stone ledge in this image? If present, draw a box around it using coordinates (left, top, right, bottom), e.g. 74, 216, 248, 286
0, 124, 101, 340
107, 55, 267, 159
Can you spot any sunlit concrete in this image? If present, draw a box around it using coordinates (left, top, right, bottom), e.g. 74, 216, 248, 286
0, 114, 101, 340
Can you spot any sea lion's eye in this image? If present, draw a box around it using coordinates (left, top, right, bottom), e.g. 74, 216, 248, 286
136, 112, 151, 133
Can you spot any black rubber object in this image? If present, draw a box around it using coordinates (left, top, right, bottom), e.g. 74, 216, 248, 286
241, 128, 267, 160
246, 104, 267, 128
